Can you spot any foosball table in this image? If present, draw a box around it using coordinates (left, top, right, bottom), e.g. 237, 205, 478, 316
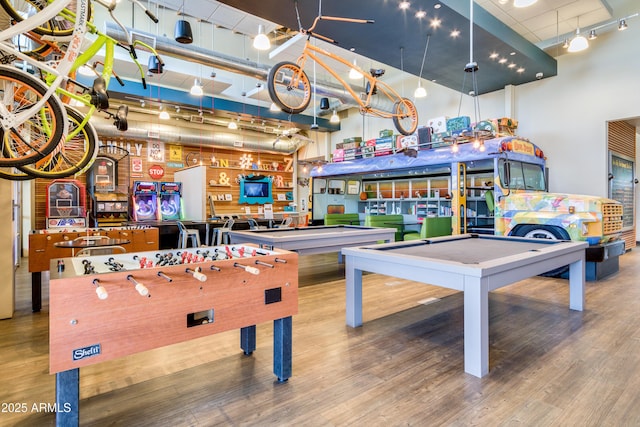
49, 244, 298, 426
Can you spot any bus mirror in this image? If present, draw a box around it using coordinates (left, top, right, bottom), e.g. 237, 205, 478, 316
503, 162, 511, 188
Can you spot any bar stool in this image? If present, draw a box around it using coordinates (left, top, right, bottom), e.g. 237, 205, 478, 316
177, 221, 201, 248
215, 219, 234, 245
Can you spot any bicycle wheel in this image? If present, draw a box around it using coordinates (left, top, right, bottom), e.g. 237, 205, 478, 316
267, 61, 311, 114
392, 97, 418, 135
0, 65, 65, 167
17, 105, 98, 179
0, 0, 86, 37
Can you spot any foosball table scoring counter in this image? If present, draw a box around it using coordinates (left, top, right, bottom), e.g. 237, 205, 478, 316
49, 244, 299, 427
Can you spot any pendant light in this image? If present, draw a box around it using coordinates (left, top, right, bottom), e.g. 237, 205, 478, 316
253, 24, 271, 50
414, 34, 431, 98
348, 59, 363, 80
174, 0, 193, 44
567, 17, 588, 53
148, 55, 163, 74
190, 78, 203, 96
330, 109, 340, 123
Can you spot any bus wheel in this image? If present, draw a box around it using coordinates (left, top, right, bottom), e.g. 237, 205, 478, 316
512, 225, 571, 277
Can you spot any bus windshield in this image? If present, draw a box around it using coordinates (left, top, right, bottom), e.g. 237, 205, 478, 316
499, 160, 546, 191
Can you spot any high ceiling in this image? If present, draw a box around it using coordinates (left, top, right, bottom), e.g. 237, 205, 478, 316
96, 0, 635, 133
210, 0, 623, 95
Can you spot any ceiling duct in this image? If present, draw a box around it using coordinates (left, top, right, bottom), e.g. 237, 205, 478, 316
91, 115, 308, 154
104, 23, 395, 113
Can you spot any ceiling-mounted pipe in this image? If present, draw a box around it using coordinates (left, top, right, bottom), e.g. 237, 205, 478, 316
105, 23, 395, 112
91, 115, 307, 154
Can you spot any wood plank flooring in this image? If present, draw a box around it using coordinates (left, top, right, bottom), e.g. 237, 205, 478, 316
2, 249, 640, 426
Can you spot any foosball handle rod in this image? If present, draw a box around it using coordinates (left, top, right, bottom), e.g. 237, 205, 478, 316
233, 262, 260, 275
126, 274, 149, 296
185, 267, 207, 282
92, 278, 108, 300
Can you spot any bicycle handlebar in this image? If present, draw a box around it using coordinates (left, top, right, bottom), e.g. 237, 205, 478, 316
304, 15, 375, 45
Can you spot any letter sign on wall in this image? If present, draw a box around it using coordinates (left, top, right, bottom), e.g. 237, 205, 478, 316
149, 165, 165, 179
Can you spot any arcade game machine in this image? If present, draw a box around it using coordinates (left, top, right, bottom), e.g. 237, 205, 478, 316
87, 146, 130, 227
46, 179, 87, 228
159, 182, 183, 220
132, 181, 160, 221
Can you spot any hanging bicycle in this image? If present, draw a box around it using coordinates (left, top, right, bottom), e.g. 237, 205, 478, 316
0, 0, 163, 176
266, 2, 418, 135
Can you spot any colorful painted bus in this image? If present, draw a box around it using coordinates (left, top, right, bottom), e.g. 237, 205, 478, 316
311, 136, 624, 279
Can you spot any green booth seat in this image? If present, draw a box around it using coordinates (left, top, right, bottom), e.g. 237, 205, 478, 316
364, 214, 404, 241
324, 213, 361, 226
403, 216, 452, 240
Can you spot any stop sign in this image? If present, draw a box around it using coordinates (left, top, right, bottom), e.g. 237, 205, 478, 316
148, 164, 164, 179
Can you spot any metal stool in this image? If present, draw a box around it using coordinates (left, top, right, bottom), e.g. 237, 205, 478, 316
215, 219, 234, 245
177, 221, 201, 248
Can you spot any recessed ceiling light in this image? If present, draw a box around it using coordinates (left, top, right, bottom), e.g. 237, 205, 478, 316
489, 52, 499, 59
509, 51, 516, 56
517, 67, 525, 73
434, 3, 441, 9
508, 63, 516, 68
415, 10, 426, 18
430, 18, 441, 28
450, 29, 460, 37
498, 58, 508, 64
399, 1, 410, 10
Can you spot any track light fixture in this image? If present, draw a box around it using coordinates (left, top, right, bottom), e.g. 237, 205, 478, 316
618, 19, 627, 31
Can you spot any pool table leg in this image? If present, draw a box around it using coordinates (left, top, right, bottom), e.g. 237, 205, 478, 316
345, 258, 363, 327
464, 276, 489, 378
568, 257, 585, 311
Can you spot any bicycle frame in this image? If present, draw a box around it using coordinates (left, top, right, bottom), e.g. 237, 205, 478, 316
0, 0, 88, 136
1, 0, 160, 141
297, 39, 404, 119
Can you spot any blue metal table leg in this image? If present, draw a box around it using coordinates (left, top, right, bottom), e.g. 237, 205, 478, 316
273, 316, 292, 382
56, 368, 79, 427
240, 325, 256, 355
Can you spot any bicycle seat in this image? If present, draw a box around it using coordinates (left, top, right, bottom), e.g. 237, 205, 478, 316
370, 68, 385, 78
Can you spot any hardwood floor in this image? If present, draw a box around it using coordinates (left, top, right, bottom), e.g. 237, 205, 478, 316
2, 250, 640, 426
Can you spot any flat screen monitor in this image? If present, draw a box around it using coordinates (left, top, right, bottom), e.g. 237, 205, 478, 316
239, 177, 273, 204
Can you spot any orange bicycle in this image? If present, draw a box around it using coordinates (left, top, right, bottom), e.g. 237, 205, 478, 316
267, 5, 418, 136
